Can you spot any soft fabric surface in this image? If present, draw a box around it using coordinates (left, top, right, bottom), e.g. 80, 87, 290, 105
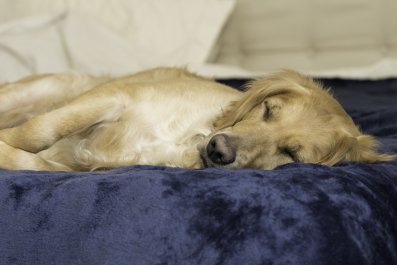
0, 0, 235, 82
213, 0, 397, 78
1, 78, 397, 265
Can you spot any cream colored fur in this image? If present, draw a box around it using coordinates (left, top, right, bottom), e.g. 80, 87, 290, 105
0, 67, 393, 171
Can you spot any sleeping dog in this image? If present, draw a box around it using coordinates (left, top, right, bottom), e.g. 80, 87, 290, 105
0, 67, 393, 171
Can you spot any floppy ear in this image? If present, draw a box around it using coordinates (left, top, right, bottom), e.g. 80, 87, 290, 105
214, 70, 310, 130
346, 135, 395, 163
321, 133, 395, 166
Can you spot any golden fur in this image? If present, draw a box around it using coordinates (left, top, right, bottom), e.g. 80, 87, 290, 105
0, 67, 393, 171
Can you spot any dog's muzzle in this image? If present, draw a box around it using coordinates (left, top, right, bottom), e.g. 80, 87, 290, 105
206, 134, 236, 165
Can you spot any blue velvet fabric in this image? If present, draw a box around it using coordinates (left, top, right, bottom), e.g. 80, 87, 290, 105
1, 78, 396, 265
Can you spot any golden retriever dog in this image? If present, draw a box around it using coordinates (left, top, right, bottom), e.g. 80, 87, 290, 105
0, 67, 393, 171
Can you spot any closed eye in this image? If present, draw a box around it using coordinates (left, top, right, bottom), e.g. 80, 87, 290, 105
263, 101, 271, 120
280, 147, 298, 162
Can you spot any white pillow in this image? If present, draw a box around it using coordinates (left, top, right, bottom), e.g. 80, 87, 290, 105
0, 0, 235, 81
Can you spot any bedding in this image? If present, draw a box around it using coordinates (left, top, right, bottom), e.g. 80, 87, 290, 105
212, 0, 397, 77
0, 77, 396, 265
0, 0, 236, 82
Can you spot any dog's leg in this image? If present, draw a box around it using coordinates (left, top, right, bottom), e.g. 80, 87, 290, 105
0, 73, 110, 129
0, 140, 72, 171
0, 87, 126, 154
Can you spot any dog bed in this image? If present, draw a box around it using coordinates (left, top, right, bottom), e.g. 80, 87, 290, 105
0, 78, 396, 265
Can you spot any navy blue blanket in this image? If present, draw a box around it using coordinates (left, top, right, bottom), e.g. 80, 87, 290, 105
1, 78, 397, 265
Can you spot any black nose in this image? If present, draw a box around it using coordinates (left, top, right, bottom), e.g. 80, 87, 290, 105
206, 134, 236, 165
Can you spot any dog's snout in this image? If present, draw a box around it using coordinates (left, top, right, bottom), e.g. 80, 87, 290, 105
206, 134, 236, 165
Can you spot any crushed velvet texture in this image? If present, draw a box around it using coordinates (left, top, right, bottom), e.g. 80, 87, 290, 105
1, 78, 397, 265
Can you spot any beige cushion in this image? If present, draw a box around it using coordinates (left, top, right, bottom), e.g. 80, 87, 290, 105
212, 0, 397, 73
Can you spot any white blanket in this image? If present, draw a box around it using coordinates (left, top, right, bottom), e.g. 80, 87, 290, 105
0, 0, 235, 82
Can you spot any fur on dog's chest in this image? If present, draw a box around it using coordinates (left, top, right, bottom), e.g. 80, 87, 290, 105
39, 98, 223, 170
30, 74, 241, 171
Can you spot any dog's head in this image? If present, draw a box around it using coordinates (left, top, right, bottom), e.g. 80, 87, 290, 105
199, 70, 394, 169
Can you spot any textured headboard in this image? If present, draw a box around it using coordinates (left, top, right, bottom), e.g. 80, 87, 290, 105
212, 0, 397, 73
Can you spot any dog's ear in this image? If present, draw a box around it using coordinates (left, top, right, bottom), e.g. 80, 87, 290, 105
214, 70, 310, 130
320, 133, 395, 166
346, 135, 395, 163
